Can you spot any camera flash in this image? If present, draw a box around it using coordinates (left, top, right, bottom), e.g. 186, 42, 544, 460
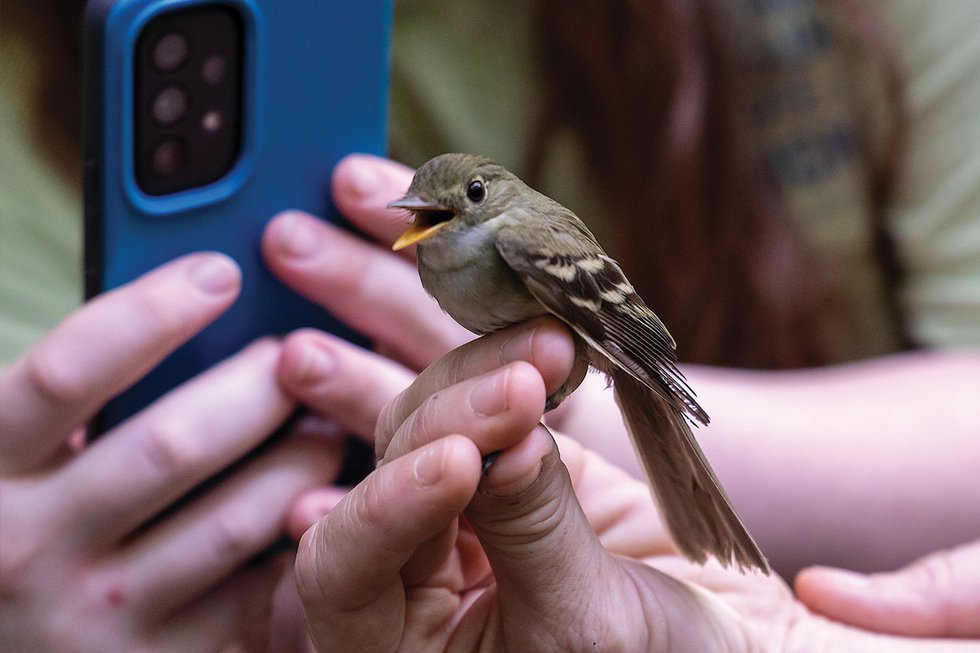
202, 111, 223, 133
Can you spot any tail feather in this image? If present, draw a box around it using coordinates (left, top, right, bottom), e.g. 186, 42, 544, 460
613, 368, 770, 573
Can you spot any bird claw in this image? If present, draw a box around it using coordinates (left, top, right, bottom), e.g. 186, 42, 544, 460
481, 451, 501, 476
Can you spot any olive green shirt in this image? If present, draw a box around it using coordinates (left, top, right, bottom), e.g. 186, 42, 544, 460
0, 31, 82, 366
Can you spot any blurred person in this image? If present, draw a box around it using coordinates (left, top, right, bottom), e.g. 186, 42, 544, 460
2, 0, 979, 650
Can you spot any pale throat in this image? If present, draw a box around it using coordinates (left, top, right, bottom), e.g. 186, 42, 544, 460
416, 216, 544, 333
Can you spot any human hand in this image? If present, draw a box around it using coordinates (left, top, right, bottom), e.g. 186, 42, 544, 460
797, 538, 980, 638
0, 254, 338, 652
280, 318, 752, 651
279, 315, 978, 652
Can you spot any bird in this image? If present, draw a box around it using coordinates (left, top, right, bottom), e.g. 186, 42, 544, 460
388, 152, 769, 573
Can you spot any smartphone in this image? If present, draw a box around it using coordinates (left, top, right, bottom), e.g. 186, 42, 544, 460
84, 0, 391, 434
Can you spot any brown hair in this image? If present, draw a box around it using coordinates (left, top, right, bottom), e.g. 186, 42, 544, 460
4, 0, 86, 182
530, 0, 907, 369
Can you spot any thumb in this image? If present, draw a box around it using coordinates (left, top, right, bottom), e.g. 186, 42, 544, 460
795, 538, 980, 638
464, 424, 611, 637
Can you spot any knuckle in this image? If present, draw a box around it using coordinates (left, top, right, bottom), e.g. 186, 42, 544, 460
0, 502, 44, 600
130, 286, 185, 336
140, 418, 199, 483
0, 541, 35, 598
374, 399, 404, 460
375, 379, 451, 462
381, 394, 439, 464
294, 522, 327, 601
25, 346, 88, 407
911, 551, 958, 592
899, 552, 961, 633
349, 475, 387, 531
408, 394, 441, 440
442, 351, 472, 388
210, 509, 264, 560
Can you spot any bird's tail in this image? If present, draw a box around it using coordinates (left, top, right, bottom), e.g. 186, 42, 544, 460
613, 368, 770, 573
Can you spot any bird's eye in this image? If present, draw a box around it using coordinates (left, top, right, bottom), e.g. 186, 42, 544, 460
466, 179, 486, 203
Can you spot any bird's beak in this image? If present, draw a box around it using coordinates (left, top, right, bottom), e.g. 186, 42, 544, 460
388, 195, 456, 251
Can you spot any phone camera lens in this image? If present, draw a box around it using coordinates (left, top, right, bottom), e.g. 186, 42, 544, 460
201, 55, 227, 85
152, 139, 185, 177
153, 33, 189, 71
152, 86, 188, 125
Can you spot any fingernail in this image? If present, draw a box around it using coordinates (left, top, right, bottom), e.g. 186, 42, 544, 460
469, 368, 510, 416
276, 212, 320, 259
413, 441, 446, 487
303, 495, 337, 524
187, 254, 240, 294
295, 343, 335, 385
813, 567, 871, 591
345, 158, 381, 202
500, 324, 536, 364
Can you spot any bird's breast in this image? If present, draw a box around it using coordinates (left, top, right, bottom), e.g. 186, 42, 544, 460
417, 226, 546, 334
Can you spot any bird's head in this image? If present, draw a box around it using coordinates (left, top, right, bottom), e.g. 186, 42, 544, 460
388, 153, 520, 251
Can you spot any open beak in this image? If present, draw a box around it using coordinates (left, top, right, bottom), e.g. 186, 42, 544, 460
388, 195, 456, 251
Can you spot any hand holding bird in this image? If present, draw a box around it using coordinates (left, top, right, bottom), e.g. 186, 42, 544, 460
389, 153, 769, 573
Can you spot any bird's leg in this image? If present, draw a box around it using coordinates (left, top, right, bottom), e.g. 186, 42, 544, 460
481, 451, 501, 476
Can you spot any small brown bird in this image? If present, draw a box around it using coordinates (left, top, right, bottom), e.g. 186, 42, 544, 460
389, 153, 769, 573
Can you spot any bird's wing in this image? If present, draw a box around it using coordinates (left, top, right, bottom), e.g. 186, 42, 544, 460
495, 211, 708, 425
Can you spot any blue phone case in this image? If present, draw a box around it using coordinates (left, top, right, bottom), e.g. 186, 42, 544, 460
84, 0, 391, 432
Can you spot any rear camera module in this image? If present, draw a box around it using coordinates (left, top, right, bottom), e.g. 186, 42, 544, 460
135, 6, 242, 195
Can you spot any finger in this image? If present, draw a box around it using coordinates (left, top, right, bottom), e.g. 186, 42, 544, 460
463, 424, 624, 644
285, 485, 349, 541
110, 435, 338, 620
263, 210, 471, 369
795, 539, 980, 638
50, 339, 295, 548
376, 318, 576, 457
295, 435, 482, 651
0, 253, 240, 474
145, 553, 288, 653
380, 361, 546, 465
278, 328, 415, 440
267, 566, 316, 653
330, 153, 417, 246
